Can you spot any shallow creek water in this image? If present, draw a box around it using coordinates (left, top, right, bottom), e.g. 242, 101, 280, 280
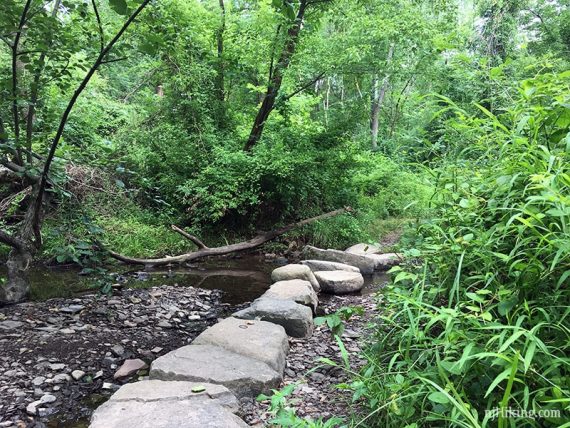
0, 255, 388, 427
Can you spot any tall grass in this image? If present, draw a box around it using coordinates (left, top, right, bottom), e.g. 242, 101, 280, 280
350, 71, 570, 427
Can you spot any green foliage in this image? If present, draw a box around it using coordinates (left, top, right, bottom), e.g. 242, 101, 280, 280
351, 72, 570, 427
314, 306, 365, 338
258, 383, 345, 428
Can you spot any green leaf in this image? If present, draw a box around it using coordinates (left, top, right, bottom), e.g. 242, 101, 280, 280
428, 391, 450, 404
109, 0, 128, 15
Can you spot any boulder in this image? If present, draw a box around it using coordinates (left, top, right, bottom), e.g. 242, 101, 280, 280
314, 271, 364, 294
301, 260, 360, 273
303, 246, 376, 274
234, 298, 313, 338
271, 264, 320, 292
366, 253, 403, 270
191, 317, 288, 372
150, 345, 281, 398
263, 279, 318, 312
90, 380, 247, 428
345, 243, 382, 255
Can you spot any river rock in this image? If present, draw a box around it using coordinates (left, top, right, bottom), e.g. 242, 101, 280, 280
262, 280, 318, 312
314, 271, 364, 294
271, 264, 320, 292
114, 359, 148, 379
191, 317, 288, 372
345, 243, 382, 255
303, 246, 376, 274
90, 380, 246, 428
150, 345, 281, 398
366, 252, 403, 270
301, 260, 360, 273
234, 298, 314, 338
0, 320, 24, 330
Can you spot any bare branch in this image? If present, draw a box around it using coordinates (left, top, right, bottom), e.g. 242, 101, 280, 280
171, 225, 209, 249
91, 0, 105, 54
0, 228, 25, 252
33, 0, 154, 241
278, 72, 325, 104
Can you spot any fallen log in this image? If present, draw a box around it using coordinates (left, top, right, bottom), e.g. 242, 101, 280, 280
109, 207, 351, 268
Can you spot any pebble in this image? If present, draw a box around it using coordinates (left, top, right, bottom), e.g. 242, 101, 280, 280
71, 370, 85, 381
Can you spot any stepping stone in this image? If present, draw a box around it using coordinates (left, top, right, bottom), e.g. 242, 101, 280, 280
345, 243, 382, 255
263, 279, 318, 312
301, 260, 360, 273
366, 253, 403, 270
191, 317, 289, 372
303, 246, 376, 274
150, 345, 281, 399
314, 271, 364, 294
90, 380, 247, 428
234, 298, 314, 338
271, 264, 320, 292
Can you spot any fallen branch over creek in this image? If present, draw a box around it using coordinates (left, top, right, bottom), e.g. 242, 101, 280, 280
109, 207, 351, 268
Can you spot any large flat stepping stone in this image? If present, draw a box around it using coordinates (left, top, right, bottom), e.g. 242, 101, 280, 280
90, 380, 247, 428
345, 243, 382, 255
301, 259, 360, 273
150, 345, 281, 399
366, 253, 403, 270
303, 246, 376, 274
263, 279, 318, 312
234, 298, 314, 338
271, 264, 320, 292
314, 271, 364, 294
191, 317, 289, 372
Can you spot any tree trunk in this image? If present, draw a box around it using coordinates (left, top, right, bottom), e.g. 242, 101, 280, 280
244, 0, 308, 151
370, 44, 394, 151
0, 189, 40, 304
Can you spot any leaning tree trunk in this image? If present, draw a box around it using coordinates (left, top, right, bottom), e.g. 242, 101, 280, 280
244, 0, 308, 151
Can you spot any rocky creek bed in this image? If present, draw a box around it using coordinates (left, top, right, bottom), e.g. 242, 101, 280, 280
0, 285, 228, 427
243, 282, 384, 426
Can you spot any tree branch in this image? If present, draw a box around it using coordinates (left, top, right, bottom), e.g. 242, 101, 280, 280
171, 225, 209, 249
278, 72, 325, 105
91, 0, 105, 53
110, 207, 351, 267
0, 228, 25, 252
12, 0, 34, 165
32, 0, 154, 242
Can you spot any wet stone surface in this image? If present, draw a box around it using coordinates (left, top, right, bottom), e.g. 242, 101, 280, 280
0, 285, 226, 427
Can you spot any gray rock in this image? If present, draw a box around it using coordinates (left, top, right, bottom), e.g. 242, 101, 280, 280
114, 359, 148, 379
26, 394, 57, 415
365, 253, 403, 270
90, 400, 247, 428
32, 376, 45, 386
71, 370, 86, 381
303, 246, 376, 274
271, 264, 320, 292
150, 345, 281, 399
48, 363, 66, 371
191, 317, 288, 373
301, 260, 360, 273
59, 305, 85, 314
234, 298, 314, 338
111, 345, 125, 356
345, 243, 382, 255
314, 271, 365, 294
262, 279, 318, 312
108, 380, 238, 411
53, 373, 71, 383
0, 320, 24, 330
